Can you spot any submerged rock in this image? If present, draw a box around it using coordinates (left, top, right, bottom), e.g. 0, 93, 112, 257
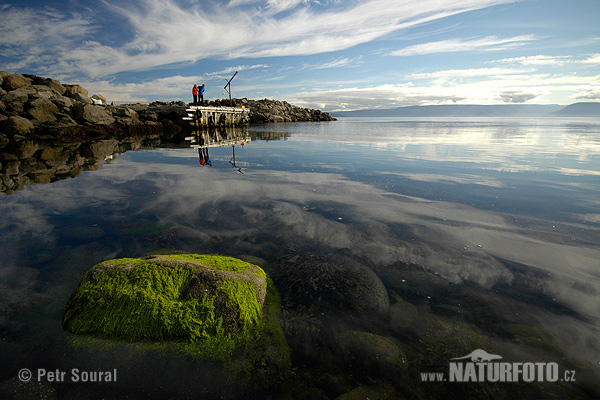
62, 254, 291, 390
275, 253, 389, 315
62, 254, 267, 341
336, 330, 407, 376
388, 300, 419, 332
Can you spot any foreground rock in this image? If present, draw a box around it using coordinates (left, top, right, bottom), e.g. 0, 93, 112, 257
62, 254, 267, 341
62, 254, 290, 388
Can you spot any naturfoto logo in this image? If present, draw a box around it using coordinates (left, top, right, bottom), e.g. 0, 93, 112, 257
420, 349, 577, 383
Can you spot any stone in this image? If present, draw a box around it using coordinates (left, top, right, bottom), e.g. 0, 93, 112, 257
39, 147, 71, 167
64, 84, 88, 97
113, 106, 139, 119
1, 73, 31, 91
27, 98, 59, 123
336, 330, 407, 374
335, 383, 398, 400
70, 92, 92, 104
15, 140, 39, 159
80, 139, 119, 160
376, 267, 452, 301
62, 254, 268, 341
1, 116, 34, 136
72, 103, 115, 125
389, 301, 419, 332
60, 254, 291, 390
90, 93, 107, 105
276, 254, 389, 315
23, 74, 66, 94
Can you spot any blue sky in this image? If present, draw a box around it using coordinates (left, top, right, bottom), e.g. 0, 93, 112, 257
0, 0, 598, 111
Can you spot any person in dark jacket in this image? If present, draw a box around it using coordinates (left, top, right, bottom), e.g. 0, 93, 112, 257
199, 84, 205, 105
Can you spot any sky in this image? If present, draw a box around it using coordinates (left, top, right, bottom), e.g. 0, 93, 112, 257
0, 0, 599, 111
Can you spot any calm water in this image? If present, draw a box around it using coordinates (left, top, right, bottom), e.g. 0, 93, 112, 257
1, 117, 599, 398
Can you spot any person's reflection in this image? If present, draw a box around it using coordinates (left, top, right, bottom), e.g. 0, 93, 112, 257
198, 147, 212, 166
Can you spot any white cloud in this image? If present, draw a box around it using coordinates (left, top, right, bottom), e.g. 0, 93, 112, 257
389, 34, 536, 56
496, 55, 572, 66
407, 67, 533, 80
302, 56, 364, 70
0, 0, 520, 78
571, 86, 600, 100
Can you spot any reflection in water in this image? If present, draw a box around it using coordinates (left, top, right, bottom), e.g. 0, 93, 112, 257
186, 126, 251, 173
0, 118, 599, 398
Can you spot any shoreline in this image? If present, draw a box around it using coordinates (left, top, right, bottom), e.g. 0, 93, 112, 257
0, 71, 335, 144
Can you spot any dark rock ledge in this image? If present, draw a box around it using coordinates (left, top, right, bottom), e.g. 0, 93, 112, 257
0, 71, 335, 144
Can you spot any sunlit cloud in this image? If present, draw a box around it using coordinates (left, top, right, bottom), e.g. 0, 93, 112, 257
389, 34, 536, 56
0, 0, 520, 78
302, 56, 364, 70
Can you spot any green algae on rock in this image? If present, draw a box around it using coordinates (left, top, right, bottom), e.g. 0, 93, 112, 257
61, 254, 268, 354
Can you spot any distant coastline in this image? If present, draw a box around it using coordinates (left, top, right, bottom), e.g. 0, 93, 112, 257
331, 102, 600, 118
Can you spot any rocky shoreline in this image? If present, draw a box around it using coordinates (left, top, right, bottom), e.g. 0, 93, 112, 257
0, 71, 335, 144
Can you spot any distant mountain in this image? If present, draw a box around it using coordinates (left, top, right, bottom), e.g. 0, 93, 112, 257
330, 104, 594, 118
551, 102, 600, 116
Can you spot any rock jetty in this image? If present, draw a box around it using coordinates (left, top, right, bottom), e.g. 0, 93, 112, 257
0, 71, 335, 142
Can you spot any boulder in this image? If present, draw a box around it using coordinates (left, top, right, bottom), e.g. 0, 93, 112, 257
62, 254, 268, 341
1, 116, 34, 136
113, 106, 139, 119
80, 139, 119, 160
275, 253, 389, 315
375, 266, 452, 302
1, 73, 31, 91
23, 74, 66, 94
90, 94, 107, 105
70, 92, 92, 104
64, 84, 88, 97
335, 383, 398, 400
72, 103, 115, 125
61, 254, 291, 389
336, 330, 407, 375
388, 301, 419, 332
27, 97, 59, 123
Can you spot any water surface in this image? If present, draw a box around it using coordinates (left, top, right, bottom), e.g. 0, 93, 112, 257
1, 117, 599, 398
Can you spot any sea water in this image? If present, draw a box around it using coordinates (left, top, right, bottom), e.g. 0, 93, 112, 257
1, 117, 599, 398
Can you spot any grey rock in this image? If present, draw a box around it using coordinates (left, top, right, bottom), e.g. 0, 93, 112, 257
27, 98, 59, 123
72, 103, 115, 125
70, 92, 92, 104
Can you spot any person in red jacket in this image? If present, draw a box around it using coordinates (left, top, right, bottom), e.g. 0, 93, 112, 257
192, 84, 198, 106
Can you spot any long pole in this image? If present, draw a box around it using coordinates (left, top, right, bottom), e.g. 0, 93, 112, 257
224, 71, 238, 107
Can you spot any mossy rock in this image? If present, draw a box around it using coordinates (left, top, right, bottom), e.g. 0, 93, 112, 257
62, 254, 268, 349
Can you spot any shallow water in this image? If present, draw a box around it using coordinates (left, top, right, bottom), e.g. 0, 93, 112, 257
1, 117, 599, 398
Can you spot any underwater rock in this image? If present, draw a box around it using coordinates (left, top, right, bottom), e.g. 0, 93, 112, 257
388, 301, 419, 332
275, 253, 389, 315
336, 330, 407, 377
62, 254, 267, 341
335, 382, 398, 400
62, 254, 291, 390
375, 265, 451, 302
